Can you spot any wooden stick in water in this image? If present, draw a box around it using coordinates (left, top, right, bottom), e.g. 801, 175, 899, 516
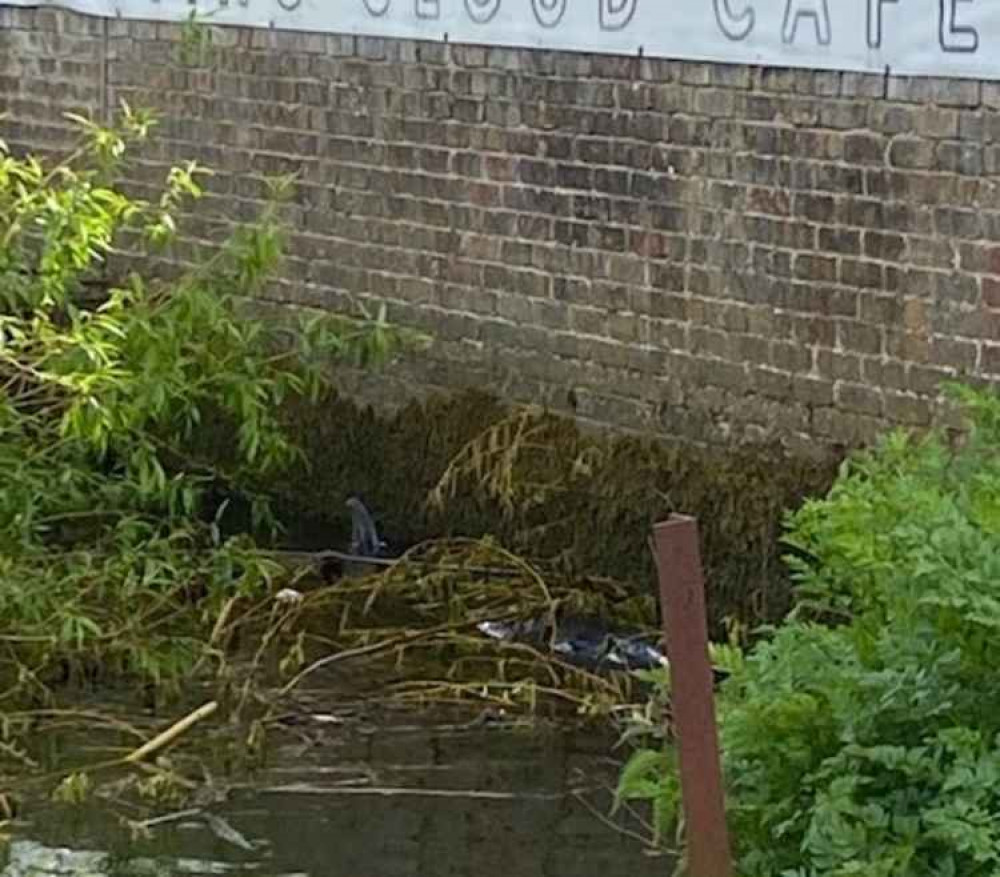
124, 701, 218, 764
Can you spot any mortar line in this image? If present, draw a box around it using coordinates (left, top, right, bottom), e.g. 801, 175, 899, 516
100, 14, 110, 125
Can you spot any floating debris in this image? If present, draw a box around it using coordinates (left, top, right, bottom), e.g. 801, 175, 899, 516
274, 588, 304, 605
202, 814, 257, 853
477, 617, 668, 673
477, 616, 733, 682
476, 619, 547, 643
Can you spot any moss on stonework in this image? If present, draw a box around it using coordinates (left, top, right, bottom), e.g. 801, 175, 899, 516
230, 388, 841, 634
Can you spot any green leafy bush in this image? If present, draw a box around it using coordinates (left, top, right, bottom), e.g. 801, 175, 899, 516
617, 384, 1000, 876
0, 106, 408, 697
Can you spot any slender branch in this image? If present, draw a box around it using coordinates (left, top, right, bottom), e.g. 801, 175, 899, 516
124, 701, 218, 764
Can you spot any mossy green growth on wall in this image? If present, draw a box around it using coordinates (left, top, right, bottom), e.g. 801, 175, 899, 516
233, 387, 840, 633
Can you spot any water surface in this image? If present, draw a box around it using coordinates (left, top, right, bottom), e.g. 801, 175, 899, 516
3, 703, 669, 877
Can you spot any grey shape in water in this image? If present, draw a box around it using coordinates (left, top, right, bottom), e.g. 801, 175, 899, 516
345, 497, 388, 559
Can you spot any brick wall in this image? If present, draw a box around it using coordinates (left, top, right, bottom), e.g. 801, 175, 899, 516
3, 7, 1000, 452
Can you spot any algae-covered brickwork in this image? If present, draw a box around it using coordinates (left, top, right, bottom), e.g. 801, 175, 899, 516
245, 389, 839, 629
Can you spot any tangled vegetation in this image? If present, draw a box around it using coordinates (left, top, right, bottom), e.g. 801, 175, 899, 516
0, 103, 415, 698
617, 383, 1000, 876
0, 105, 432, 810
255, 390, 838, 635
0, 109, 670, 826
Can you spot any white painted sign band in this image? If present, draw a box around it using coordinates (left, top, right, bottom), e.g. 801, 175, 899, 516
3, 0, 1000, 82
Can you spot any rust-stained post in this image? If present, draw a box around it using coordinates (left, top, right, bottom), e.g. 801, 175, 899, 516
652, 514, 733, 877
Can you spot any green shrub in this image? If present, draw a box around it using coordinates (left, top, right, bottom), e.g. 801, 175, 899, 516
618, 384, 1000, 876
0, 105, 406, 696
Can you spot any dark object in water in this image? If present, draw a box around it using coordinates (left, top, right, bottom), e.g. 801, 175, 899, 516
478, 615, 731, 681
602, 634, 671, 672
477, 616, 669, 674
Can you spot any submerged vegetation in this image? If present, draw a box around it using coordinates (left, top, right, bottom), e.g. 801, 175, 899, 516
617, 383, 1000, 876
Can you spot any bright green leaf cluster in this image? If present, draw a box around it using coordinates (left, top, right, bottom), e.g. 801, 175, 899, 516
618, 384, 1000, 876
0, 106, 417, 696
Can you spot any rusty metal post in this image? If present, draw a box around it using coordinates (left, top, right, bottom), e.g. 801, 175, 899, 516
652, 514, 733, 877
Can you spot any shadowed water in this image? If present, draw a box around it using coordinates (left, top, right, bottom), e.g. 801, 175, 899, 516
2, 706, 671, 877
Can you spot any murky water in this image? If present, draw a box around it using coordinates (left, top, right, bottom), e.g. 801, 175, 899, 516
2, 702, 670, 877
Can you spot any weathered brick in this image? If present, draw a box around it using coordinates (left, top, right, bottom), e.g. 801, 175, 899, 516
771, 340, 812, 373
844, 133, 885, 165
792, 375, 835, 406
819, 100, 868, 130
794, 254, 837, 282
869, 103, 917, 135
841, 72, 883, 98
982, 345, 1000, 376
930, 336, 978, 371
883, 391, 932, 425
985, 84, 1000, 108
861, 357, 907, 391
888, 137, 935, 169
839, 321, 883, 356
813, 408, 883, 446
983, 278, 1000, 310
813, 163, 864, 195
934, 207, 981, 239
752, 367, 792, 401
793, 192, 836, 223
936, 140, 983, 176
863, 231, 906, 262
885, 330, 931, 364
837, 382, 883, 416
839, 259, 884, 289
816, 227, 859, 256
